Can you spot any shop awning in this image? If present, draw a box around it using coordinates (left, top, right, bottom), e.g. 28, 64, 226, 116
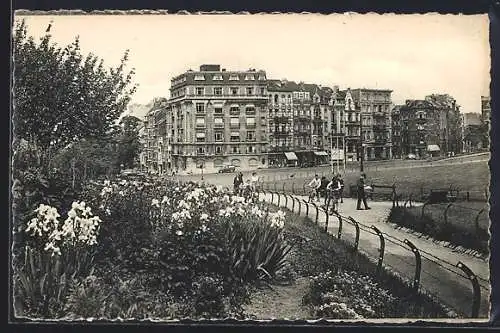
427, 144, 440, 152
284, 152, 298, 160
314, 151, 329, 156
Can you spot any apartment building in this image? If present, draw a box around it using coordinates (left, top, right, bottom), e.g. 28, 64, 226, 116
399, 94, 461, 158
168, 64, 269, 174
461, 112, 484, 152
349, 88, 393, 160
481, 95, 491, 149
391, 105, 403, 159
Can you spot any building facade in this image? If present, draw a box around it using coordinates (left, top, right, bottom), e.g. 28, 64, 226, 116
481, 95, 491, 149
391, 105, 403, 159
168, 64, 269, 174
399, 94, 461, 158
461, 112, 484, 152
349, 88, 393, 160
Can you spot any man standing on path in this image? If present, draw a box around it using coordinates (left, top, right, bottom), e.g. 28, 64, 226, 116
356, 173, 370, 210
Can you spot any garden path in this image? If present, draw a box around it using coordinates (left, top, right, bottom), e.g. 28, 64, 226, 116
243, 277, 312, 320
260, 193, 490, 318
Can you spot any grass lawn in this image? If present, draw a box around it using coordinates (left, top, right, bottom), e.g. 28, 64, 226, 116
266, 161, 489, 201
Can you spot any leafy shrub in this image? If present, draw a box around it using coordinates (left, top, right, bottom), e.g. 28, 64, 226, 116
302, 270, 397, 319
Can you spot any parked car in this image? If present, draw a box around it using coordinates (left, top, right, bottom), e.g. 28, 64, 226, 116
407, 153, 417, 160
218, 165, 236, 173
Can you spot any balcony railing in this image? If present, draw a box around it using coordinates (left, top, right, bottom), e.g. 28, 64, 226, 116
214, 123, 224, 128
230, 124, 240, 129
246, 123, 256, 128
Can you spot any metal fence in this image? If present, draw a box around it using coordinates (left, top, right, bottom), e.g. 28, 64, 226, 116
257, 184, 490, 319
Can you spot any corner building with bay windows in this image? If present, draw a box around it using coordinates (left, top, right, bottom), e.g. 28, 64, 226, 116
167, 64, 269, 174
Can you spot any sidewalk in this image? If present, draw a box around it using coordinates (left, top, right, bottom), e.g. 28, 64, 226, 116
260, 193, 490, 318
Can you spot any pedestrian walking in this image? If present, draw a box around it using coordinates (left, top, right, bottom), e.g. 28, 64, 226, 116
233, 172, 243, 195
250, 172, 260, 192
337, 173, 345, 203
356, 173, 371, 210
319, 176, 329, 200
307, 174, 322, 203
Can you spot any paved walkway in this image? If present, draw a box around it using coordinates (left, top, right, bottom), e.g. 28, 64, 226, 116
260, 193, 490, 318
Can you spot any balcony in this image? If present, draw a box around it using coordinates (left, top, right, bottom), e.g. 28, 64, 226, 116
214, 123, 225, 128
230, 123, 240, 129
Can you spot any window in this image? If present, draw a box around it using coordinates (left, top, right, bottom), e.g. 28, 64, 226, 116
194, 74, 205, 81
214, 117, 224, 127
230, 106, 240, 114
261, 116, 267, 126
196, 132, 206, 142
246, 87, 254, 95
230, 117, 240, 128
247, 145, 255, 153
231, 87, 239, 95
197, 147, 205, 154
213, 74, 223, 81
214, 87, 222, 95
260, 87, 266, 96
230, 132, 240, 142
196, 103, 205, 113
247, 131, 255, 141
196, 87, 204, 96
246, 117, 256, 127
214, 107, 223, 114
274, 95, 279, 103
196, 117, 205, 127
231, 146, 240, 154
258, 74, 266, 80
215, 132, 224, 141
215, 146, 223, 154
245, 74, 255, 80
245, 106, 255, 114
229, 74, 239, 81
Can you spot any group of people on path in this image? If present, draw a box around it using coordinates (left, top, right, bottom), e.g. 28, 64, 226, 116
233, 172, 260, 202
307, 172, 371, 214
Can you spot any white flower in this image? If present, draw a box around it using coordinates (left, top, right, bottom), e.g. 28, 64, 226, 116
120, 180, 127, 186
200, 213, 209, 221
118, 191, 125, 197
161, 196, 169, 204
151, 199, 160, 208
176, 230, 184, 236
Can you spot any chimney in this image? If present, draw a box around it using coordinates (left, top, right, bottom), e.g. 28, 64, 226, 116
222, 68, 226, 72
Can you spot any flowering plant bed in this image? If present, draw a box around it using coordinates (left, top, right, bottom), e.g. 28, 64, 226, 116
13, 179, 290, 319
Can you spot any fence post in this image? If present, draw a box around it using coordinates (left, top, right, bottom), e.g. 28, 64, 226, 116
297, 197, 302, 215
303, 199, 309, 217
334, 211, 343, 239
277, 192, 281, 207
466, 191, 470, 202
282, 182, 285, 192
324, 208, 329, 233
403, 239, 422, 293
270, 191, 275, 204
292, 182, 295, 194
475, 208, 485, 235
303, 182, 307, 196
292, 195, 296, 211
313, 203, 319, 225
284, 193, 289, 207
421, 202, 429, 219
348, 216, 360, 251
392, 183, 397, 208
444, 202, 454, 226
456, 261, 481, 318
371, 226, 385, 276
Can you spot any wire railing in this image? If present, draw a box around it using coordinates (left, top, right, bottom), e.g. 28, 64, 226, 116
257, 184, 489, 319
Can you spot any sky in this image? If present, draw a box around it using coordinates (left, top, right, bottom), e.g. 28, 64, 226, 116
15, 14, 490, 114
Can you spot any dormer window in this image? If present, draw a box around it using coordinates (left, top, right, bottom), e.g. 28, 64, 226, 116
213, 74, 223, 81
258, 74, 266, 80
194, 74, 205, 81
229, 74, 239, 81
245, 74, 255, 81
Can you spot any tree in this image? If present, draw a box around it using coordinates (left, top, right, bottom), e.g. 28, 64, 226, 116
13, 19, 137, 153
116, 115, 142, 169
